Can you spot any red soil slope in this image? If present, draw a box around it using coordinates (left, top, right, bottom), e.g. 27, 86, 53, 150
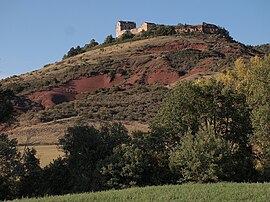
27, 74, 125, 107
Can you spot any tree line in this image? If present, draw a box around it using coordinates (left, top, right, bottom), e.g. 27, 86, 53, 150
0, 55, 269, 200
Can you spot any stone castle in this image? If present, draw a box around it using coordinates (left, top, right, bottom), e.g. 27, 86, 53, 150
116, 21, 156, 38
116, 21, 223, 38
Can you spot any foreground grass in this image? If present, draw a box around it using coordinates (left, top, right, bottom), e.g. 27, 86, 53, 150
12, 183, 270, 202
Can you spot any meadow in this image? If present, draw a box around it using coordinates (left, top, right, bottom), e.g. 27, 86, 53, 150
18, 145, 63, 167
11, 183, 270, 202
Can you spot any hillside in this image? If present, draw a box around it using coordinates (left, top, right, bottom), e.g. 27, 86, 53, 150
11, 183, 270, 202
0, 31, 263, 146
253, 43, 270, 54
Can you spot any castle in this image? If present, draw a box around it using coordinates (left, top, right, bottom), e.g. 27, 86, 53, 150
116, 21, 156, 38
116, 21, 223, 38
175, 22, 222, 34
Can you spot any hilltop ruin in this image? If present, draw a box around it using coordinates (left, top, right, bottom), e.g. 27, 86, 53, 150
116, 21, 156, 38
116, 21, 224, 37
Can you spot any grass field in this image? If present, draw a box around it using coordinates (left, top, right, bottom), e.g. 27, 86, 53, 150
18, 145, 64, 167
13, 118, 148, 167
11, 183, 270, 202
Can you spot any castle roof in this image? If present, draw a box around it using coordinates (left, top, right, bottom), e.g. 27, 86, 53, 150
143, 22, 155, 25
118, 21, 136, 24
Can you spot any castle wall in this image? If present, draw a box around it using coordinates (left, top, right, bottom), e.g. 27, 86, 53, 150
175, 25, 203, 33
116, 21, 136, 38
202, 23, 221, 34
116, 21, 221, 38
175, 23, 221, 34
116, 21, 156, 38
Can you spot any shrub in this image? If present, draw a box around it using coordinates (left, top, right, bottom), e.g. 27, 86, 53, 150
169, 127, 234, 183
118, 31, 135, 41
103, 35, 116, 45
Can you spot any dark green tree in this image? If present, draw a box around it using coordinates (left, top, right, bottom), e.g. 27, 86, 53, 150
119, 31, 135, 41
153, 79, 255, 181
140, 25, 176, 37
19, 147, 42, 197
0, 134, 21, 200
103, 35, 115, 44
170, 126, 234, 183
0, 90, 14, 123
58, 123, 129, 192
100, 131, 173, 189
41, 158, 72, 196
84, 39, 99, 50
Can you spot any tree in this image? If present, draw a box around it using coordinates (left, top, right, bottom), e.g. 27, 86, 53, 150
0, 90, 14, 123
220, 55, 270, 179
100, 131, 173, 189
119, 31, 135, 41
103, 35, 115, 44
0, 134, 21, 200
152, 79, 255, 181
19, 147, 42, 197
140, 25, 176, 38
82, 39, 99, 51
170, 126, 235, 183
217, 26, 233, 40
40, 158, 72, 196
0, 134, 42, 200
58, 123, 129, 192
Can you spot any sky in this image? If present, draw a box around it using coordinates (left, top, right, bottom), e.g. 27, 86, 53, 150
0, 0, 269, 78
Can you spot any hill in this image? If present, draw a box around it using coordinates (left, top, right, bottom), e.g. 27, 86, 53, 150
0, 27, 263, 147
11, 183, 270, 202
253, 43, 270, 54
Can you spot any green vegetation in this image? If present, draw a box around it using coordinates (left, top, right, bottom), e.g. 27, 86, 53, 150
0, 134, 41, 200
140, 25, 176, 37
153, 79, 255, 182
165, 48, 225, 72
253, 43, 270, 54
11, 183, 270, 202
37, 85, 167, 123
63, 39, 99, 59
103, 35, 115, 44
170, 127, 238, 183
217, 25, 233, 40
0, 89, 14, 123
220, 55, 270, 180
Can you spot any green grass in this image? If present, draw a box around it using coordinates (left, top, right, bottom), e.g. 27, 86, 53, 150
12, 183, 270, 202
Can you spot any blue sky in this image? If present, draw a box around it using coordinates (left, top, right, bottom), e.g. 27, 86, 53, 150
0, 0, 269, 78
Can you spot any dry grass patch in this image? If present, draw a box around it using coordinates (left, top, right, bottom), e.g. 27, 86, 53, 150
18, 145, 63, 167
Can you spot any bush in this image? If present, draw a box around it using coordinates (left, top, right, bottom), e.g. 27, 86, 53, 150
63, 46, 85, 59
140, 25, 176, 37
0, 90, 14, 123
152, 79, 256, 181
169, 127, 234, 183
100, 130, 173, 189
118, 31, 135, 41
83, 39, 99, 50
57, 123, 130, 192
103, 35, 115, 45
0, 134, 42, 200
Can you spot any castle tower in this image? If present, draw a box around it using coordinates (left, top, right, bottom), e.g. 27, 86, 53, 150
140, 22, 156, 31
116, 21, 136, 38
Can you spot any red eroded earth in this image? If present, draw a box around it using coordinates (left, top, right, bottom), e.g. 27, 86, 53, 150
27, 68, 208, 108
27, 74, 124, 108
